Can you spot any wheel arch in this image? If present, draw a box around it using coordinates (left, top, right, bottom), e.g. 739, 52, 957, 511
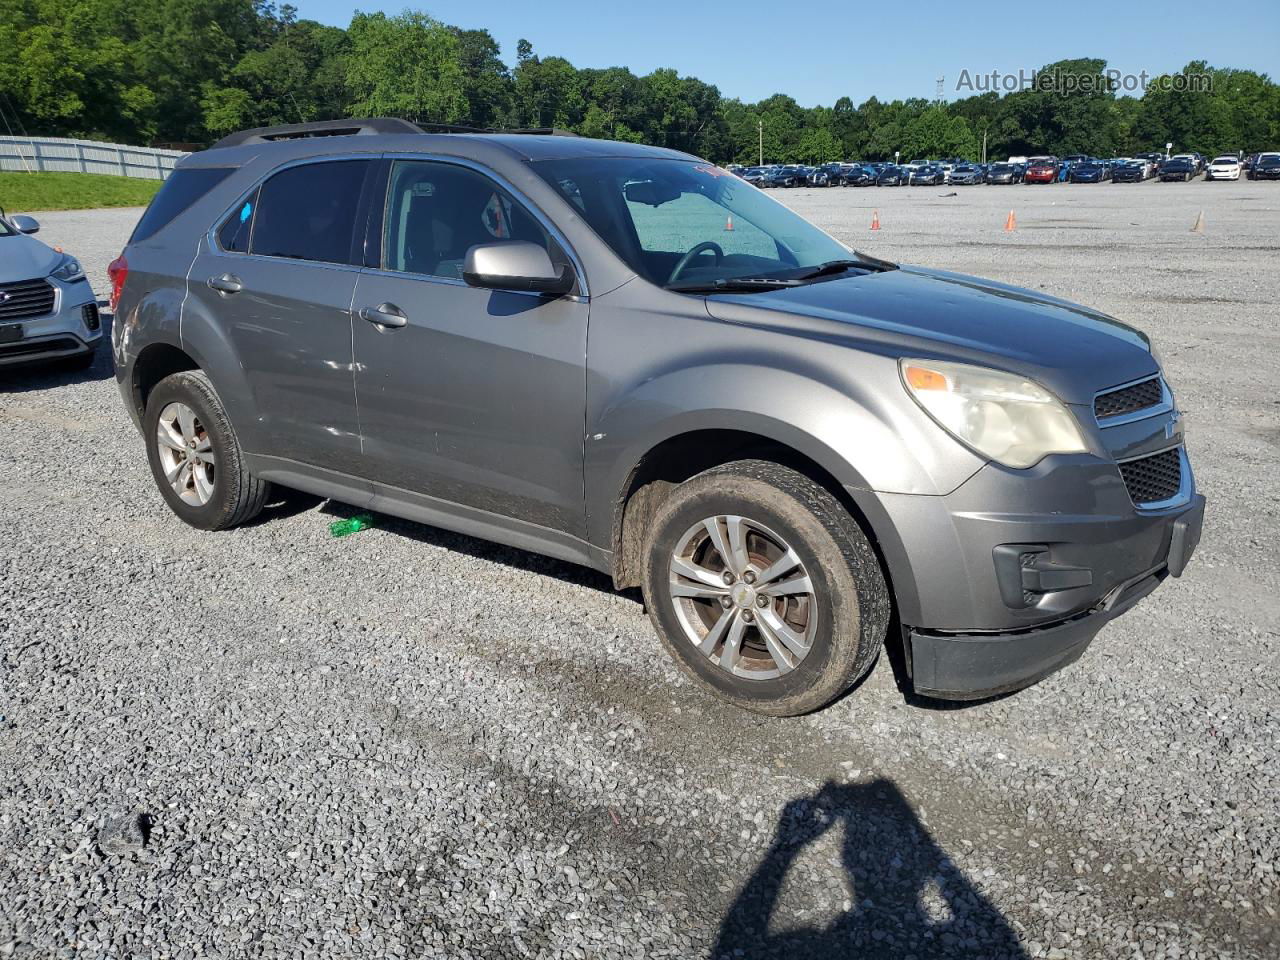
607, 425, 914, 628
130, 341, 200, 422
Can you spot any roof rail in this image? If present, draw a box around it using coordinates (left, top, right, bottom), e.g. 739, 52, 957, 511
503, 127, 580, 138
210, 117, 424, 150
209, 117, 584, 151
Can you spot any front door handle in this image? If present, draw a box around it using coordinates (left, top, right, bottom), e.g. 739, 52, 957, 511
359, 302, 408, 329
207, 274, 242, 294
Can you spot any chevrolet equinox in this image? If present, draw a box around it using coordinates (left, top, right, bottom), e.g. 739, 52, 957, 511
110, 118, 1205, 715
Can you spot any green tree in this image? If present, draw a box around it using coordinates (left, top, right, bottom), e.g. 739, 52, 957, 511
345, 11, 467, 123
452, 28, 511, 128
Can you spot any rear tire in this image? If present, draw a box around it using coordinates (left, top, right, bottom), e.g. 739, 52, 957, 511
143, 370, 270, 531
642, 460, 891, 716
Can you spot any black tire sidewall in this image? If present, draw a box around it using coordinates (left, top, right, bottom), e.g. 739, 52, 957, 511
643, 469, 881, 715
143, 373, 242, 531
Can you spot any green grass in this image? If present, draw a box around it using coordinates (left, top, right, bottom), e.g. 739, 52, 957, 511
0, 172, 161, 212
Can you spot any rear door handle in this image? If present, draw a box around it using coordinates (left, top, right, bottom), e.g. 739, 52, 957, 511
207, 274, 242, 294
359, 302, 408, 329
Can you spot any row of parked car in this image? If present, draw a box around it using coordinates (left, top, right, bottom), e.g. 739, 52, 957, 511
728, 151, 1280, 187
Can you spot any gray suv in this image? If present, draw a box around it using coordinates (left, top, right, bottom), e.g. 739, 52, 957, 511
111, 118, 1204, 715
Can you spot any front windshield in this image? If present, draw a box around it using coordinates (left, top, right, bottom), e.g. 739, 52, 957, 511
532, 157, 854, 289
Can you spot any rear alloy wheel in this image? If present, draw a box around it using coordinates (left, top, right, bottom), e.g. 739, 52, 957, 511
643, 460, 890, 716
155, 401, 216, 507
144, 370, 270, 531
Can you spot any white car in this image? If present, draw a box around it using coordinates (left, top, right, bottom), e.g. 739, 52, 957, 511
0, 213, 101, 369
1206, 156, 1241, 181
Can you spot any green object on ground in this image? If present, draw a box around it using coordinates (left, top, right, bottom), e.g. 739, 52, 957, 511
0, 172, 162, 212
329, 514, 374, 538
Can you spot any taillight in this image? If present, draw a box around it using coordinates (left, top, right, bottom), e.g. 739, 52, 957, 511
107, 254, 128, 312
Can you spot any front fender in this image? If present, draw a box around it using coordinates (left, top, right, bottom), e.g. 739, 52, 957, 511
583, 356, 984, 552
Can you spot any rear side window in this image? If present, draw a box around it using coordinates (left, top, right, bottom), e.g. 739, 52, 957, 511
131, 167, 234, 243
250, 161, 370, 265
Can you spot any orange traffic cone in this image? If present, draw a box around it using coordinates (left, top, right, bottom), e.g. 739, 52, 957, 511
1004, 210, 1017, 232
871, 210, 881, 231
724, 215, 734, 232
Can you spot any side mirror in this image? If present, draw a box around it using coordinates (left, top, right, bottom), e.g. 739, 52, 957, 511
463, 241, 574, 296
11, 215, 39, 234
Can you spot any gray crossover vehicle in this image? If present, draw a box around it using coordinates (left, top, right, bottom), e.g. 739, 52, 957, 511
111, 118, 1204, 715
0, 212, 101, 369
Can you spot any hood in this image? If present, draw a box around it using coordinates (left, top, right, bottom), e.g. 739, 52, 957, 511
703, 266, 1155, 403
0, 233, 59, 283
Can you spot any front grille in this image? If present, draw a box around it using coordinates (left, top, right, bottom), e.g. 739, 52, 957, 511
1095, 376, 1163, 420
0, 278, 56, 322
1119, 447, 1183, 505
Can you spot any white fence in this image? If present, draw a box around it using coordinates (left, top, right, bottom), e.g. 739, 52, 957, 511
0, 137, 189, 180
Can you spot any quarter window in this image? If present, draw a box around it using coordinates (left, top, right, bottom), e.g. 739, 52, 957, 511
250, 160, 371, 265
217, 187, 258, 253
381, 160, 553, 281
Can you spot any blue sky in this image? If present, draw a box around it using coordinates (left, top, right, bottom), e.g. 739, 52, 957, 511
305, 0, 1278, 107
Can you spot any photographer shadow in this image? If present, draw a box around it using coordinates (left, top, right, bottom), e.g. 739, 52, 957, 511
713, 779, 1029, 960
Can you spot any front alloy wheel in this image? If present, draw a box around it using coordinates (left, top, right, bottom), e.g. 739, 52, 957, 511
668, 515, 817, 679
642, 460, 891, 716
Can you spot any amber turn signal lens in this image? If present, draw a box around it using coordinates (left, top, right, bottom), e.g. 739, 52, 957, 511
904, 365, 948, 391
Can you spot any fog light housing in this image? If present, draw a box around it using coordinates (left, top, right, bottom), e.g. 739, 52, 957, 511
82, 302, 100, 332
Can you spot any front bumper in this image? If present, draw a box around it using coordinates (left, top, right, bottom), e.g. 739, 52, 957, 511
908, 494, 1203, 699
847, 448, 1205, 699
0, 277, 100, 368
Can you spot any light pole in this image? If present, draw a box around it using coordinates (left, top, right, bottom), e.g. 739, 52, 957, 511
758, 120, 763, 167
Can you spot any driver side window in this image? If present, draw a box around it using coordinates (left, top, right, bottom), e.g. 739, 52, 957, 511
382, 160, 554, 281
625, 190, 775, 260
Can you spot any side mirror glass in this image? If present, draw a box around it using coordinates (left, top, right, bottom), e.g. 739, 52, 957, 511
11, 215, 40, 234
463, 241, 574, 296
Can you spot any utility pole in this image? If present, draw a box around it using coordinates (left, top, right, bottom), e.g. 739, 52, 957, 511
758, 120, 763, 166
982, 129, 988, 165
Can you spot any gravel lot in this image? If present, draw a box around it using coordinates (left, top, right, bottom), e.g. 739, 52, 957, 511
2, 180, 1277, 960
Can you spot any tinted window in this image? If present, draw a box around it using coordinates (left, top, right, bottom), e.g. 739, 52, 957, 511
381, 160, 552, 280
131, 167, 234, 243
217, 187, 258, 253
251, 160, 370, 264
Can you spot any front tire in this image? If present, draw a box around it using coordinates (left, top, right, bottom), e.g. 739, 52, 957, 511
144, 370, 270, 531
642, 460, 890, 716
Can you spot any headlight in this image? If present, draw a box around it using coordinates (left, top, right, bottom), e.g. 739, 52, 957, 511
50, 254, 84, 283
900, 359, 1087, 469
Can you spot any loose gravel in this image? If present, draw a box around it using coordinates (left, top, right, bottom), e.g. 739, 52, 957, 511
1, 181, 1277, 960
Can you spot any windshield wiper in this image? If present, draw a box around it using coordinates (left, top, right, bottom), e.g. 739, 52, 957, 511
666, 276, 805, 293
789, 259, 866, 281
